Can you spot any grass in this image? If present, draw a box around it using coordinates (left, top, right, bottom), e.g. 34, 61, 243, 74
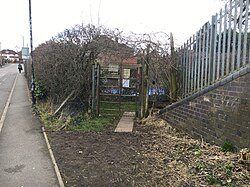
100, 101, 137, 116
69, 114, 118, 132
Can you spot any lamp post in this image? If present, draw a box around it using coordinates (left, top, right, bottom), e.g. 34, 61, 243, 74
0, 42, 2, 67
28, 0, 36, 105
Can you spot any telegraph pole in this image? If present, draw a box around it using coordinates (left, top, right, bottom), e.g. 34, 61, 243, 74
29, 0, 36, 105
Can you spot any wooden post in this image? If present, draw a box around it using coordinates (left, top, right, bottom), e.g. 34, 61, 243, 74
144, 45, 150, 117
135, 64, 140, 118
91, 63, 96, 116
96, 63, 100, 116
119, 64, 123, 115
140, 62, 144, 118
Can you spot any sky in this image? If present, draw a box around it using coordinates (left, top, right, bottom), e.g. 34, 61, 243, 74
0, 0, 225, 51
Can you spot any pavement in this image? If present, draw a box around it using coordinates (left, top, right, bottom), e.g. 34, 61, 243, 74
0, 72, 60, 187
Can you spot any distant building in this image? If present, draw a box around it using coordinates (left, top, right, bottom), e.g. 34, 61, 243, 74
95, 36, 137, 66
1, 49, 19, 62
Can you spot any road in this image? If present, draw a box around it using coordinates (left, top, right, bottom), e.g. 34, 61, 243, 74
0, 64, 19, 118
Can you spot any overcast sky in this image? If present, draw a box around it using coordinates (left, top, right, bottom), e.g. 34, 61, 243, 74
0, 0, 224, 51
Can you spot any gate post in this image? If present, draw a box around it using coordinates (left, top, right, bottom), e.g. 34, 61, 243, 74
96, 63, 100, 116
139, 64, 144, 118
91, 63, 96, 116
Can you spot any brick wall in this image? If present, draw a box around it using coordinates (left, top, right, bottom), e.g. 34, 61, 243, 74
161, 72, 250, 149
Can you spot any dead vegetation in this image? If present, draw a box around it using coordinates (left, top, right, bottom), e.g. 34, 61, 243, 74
48, 116, 250, 187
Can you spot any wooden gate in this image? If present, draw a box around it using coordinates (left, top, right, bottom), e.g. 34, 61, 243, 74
91, 63, 140, 118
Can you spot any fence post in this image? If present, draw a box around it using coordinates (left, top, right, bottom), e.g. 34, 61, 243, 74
221, 4, 227, 78
209, 15, 216, 85
198, 29, 202, 91
217, 9, 223, 81
194, 34, 197, 92
212, 14, 218, 83
226, 0, 233, 75
243, 0, 249, 66
135, 64, 140, 118
139, 62, 144, 118
119, 63, 123, 115
170, 33, 177, 101
144, 45, 149, 117
231, 2, 238, 72
205, 22, 210, 87
181, 46, 185, 98
201, 24, 206, 89
184, 43, 188, 97
236, 0, 244, 70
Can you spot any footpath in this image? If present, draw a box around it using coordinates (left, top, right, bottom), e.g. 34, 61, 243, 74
0, 73, 60, 187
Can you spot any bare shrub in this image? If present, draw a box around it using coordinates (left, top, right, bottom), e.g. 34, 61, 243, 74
26, 24, 181, 115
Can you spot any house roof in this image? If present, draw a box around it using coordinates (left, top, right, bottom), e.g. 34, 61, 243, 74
121, 57, 137, 64
94, 36, 137, 65
1, 49, 18, 55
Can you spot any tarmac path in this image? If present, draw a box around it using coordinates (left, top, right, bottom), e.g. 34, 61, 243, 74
0, 64, 59, 187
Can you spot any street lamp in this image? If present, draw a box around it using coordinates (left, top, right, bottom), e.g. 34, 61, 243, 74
0, 42, 2, 67
28, 0, 36, 105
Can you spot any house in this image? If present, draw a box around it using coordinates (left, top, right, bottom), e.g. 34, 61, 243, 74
0, 49, 19, 62
94, 35, 137, 66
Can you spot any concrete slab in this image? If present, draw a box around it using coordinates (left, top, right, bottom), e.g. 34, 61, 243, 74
115, 112, 135, 132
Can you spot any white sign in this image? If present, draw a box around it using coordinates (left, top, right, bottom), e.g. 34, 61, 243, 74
22, 47, 30, 59
122, 79, 130, 88
123, 69, 130, 79
108, 64, 119, 72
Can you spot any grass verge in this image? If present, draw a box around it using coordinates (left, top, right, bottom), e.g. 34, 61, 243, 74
36, 101, 120, 132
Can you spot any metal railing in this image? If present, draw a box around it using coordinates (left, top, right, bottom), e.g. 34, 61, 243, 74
179, 0, 250, 98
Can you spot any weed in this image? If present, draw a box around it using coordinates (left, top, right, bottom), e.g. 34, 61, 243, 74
223, 162, 234, 175
194, 149, 202, 157
193, 144, 202, 157
195, 162, 206, 172
34, 80, 46, 100
207, 172, 221, 185
220, 141, 235, 153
